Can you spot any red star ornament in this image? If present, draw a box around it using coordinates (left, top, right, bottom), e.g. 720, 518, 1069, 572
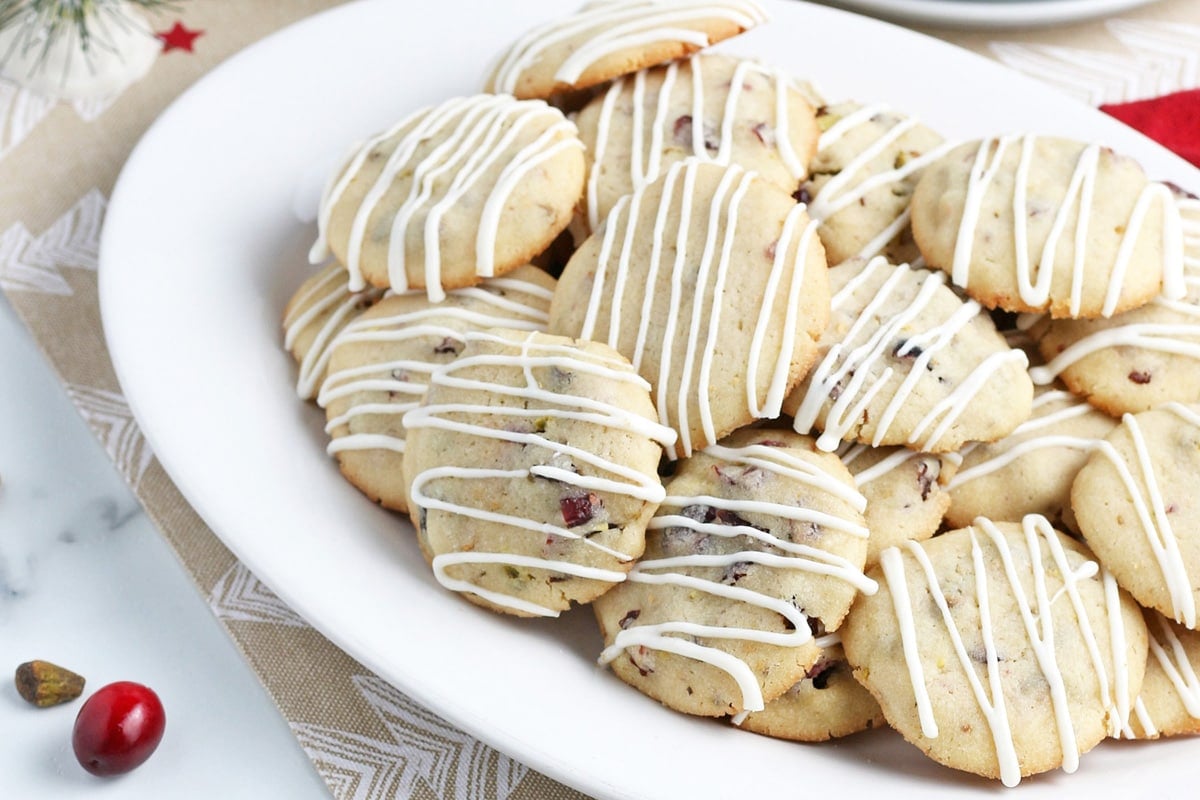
157, 22, 203, 54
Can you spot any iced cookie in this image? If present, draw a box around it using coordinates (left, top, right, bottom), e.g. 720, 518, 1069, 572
593, 429, 875, 718
838, 443, 955, 568
841, 515, 1148, 786
319, 267, 556, 512
575, 53, 818, 232
310, 94, 585, 301
801, 102, 951, 266
484, 0, 767, 100
550, 159, 830, 458
1128, 609, 1200, 739
1029, 197, 1200, 415
784, 255, 1032, 453
1072, 403, 1200, 629
282, 262, 385, 400
945, 388, 1117, 529
403, 329, 676, 617
740, 634, 885, 742
911, 135, 1185, 318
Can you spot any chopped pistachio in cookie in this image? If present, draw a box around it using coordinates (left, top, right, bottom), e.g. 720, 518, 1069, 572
319, 266, 556, 512
311, 94, 584, 301
594, 428, 875, 718
550, 159, 830, 458
483, 0, 768, 100
575, 53, 818, 233
282, 261, 385, 400
841, 515, 1148, 787
801, 102, 952, 267
784, 255, 1033, 453
911, 135, 1185, 318
403, 329, 677, 617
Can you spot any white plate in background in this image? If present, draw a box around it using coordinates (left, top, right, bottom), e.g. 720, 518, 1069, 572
815, 0, 1163, 29
100, 1, 1199, 798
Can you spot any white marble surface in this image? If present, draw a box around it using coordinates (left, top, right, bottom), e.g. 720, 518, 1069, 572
0, 293, 329, 798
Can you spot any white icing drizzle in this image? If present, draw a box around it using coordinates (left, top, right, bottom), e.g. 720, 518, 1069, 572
1144, 611, 1200, 726
854, 206, 914, 265
704, 442, 867, 512
309, 95, 581, 301
489, 0, 768, 95
1028, 196, 1200, 385
808, 103, 956, 224
792, 256, 1028, 452
598, 439, 876, 715
1132, 697, 1158, 738
433, 552, 629, 618
813, 631, 841, 650
308, 139, 371, 265
879, 545, 938, 736
879, 515, 1126, 787
586, 54, 805, 230
948, 135, 1185, 317
404, 330, 677, 617
837, 441, 962, 488
947, 390, 1107, 490
805, 103, 957, 263
746, 196, 821, 421
1032, 319, 1200, 383
670, 164, 745, 455
1089, 403, 1200, 627
282, 265, 386, 400
309, 104, 429, 267
578, 158, 819, 457
908, 351, 1025, 450
317, 277, 552, 456
1102, 571, 1136, 739
1029, 317, 1200, 387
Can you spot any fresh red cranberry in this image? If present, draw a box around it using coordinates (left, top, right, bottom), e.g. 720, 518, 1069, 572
72, 681, 166, 776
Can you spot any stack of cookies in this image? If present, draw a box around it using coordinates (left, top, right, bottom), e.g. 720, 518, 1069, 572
282, 0, 1200, 787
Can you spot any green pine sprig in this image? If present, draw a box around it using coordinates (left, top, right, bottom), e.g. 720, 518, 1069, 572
0, 0, 176, 76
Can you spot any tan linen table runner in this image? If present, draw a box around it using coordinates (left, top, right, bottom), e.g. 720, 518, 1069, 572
2, 1, 1197, 797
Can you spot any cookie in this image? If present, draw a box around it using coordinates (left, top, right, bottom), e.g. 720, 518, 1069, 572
310, 94, 585, 301
1072, 403, 1200, 629
575, 53, 818, 232
483, 0, 768, 100
911, 135, 1186, 318
282, 262, 385, 400
403, 329, 676, 617
945, 387, 1117, 530
1127, 609, 1200, 739
801, 102, 951, 266
319, 266, 556, 512
593, 428, 875, 718
1029, 197, 1200, 415
739, 634, 885, 742
838, 442, 955, 568
549, 159, 830, 458
784, 255, 1033, 453
841, 515, 1148, 786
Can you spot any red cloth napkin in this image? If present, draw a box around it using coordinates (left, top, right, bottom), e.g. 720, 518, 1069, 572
1101, 88, 1200, 169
